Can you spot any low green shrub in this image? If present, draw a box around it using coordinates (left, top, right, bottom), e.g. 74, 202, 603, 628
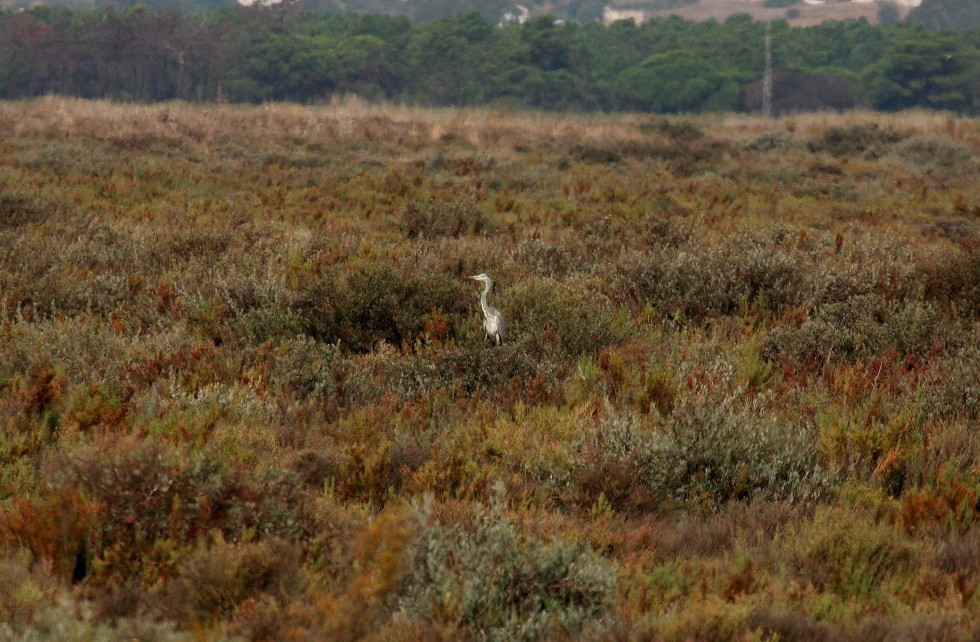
639, 116, 705, 141
261, 335, 345, 406
614, 232, 808, 318
514, 237, 570, 278
892, 136, 975, 176
400, 497, 618, 641
579, 394, 834, 513
0, 189, 54, 228
569, 142, 621, 165
437, 340, 553, 398
627, 137, 730, 175
784, 506, 916, 602
922, 331, 978, 421
503, 277, 622, 361
921, 247, 980, 317
744, 131, 800, 152
762, 295, 940, 367
0, 597, 188, 642
0, 315, 133, 385
401, 198, 493, 238
806, 123, 908, 157
298, 258, 468, 353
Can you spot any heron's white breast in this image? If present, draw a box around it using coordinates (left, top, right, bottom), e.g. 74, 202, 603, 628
485, 317, 498, 332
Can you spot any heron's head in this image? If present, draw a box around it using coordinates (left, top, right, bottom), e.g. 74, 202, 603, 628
467, 273, 492, 284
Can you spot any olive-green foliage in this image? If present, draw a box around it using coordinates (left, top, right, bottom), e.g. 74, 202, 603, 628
615, 232, 807, 318
263, 335, 344, 404
922, 325, 980, 420
331, 262, 408, 350
0, 189, 54, 228
745, 131, 800, 152
639, 117, 705, 141
401, 497, 617, 641
587, 393, 833, 513
893, 136, 977, 179
0, 600, 188, 642
786, 506, 916, 601
505, 277, 622, 360
401, 198, 493, 239
299, 258, 468, 353
763, 295, 940, 366
436, 341, 548, 396
806, 123, 910, 157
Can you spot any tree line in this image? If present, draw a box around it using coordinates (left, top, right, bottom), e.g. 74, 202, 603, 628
1, 6, 977, 113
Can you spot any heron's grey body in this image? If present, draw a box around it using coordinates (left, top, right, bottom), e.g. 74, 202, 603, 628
468, 273, 506, 346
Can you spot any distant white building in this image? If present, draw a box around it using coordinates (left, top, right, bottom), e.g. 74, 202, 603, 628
603, 7, 645, 25
500, 4, 531, 26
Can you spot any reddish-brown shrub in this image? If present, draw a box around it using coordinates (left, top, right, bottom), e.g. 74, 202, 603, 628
0, 489, 101, 582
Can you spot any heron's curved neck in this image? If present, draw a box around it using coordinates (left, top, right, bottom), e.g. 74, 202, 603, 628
480, 280, 492, 316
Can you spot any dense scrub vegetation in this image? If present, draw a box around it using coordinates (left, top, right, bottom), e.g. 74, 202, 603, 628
0, 99, 979, 640
0, 7, 978, 114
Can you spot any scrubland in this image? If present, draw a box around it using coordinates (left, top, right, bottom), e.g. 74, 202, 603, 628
0, 98, 978, 641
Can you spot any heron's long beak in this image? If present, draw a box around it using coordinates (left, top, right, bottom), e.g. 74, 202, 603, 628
466, 275, 479, 281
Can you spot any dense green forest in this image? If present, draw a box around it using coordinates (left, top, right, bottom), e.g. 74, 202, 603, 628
0, 7, 978, 114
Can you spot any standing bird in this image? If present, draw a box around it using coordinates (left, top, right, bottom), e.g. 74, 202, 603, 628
467, 273, 506, 346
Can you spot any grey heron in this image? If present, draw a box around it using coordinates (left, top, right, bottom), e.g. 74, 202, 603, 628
467, 273, 506, 346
